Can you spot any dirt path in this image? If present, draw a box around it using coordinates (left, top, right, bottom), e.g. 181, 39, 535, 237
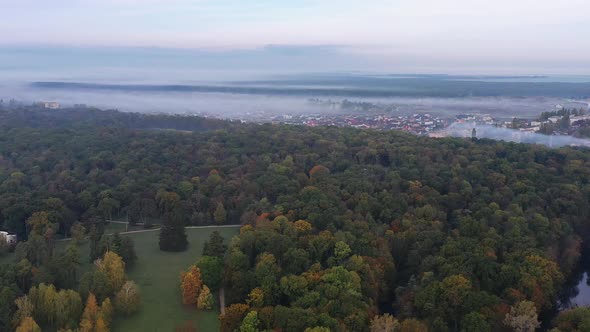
57, 224, 242, 241
219, 287, 226, 315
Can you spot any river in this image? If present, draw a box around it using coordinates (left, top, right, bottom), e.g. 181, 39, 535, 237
558, 271, 590, 310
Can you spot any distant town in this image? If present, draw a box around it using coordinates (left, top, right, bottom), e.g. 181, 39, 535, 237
271, 99, 590, 138
3, 98, 590, 139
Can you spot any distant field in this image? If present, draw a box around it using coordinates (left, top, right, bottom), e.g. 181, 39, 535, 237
1, 226, 240, 332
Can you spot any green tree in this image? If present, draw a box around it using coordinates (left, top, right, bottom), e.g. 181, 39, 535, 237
334, 241, 352, 262
552, 307, 590, 332
203, 231, 227, 257
196, 256, 224, 291
70, 223, 86, 244
239, 311, 260, 332
461, 312, 491, 332
0, 286, 16, 330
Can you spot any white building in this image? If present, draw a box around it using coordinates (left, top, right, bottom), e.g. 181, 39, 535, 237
0, 231, 17, 245
571, 115, 590, 125
40, 102, 60, 109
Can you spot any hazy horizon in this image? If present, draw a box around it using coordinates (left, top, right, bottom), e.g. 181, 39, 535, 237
2, 0, 590, 74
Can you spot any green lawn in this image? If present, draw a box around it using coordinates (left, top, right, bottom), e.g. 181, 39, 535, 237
1, 227, 239, 332
113, 227, 239, 332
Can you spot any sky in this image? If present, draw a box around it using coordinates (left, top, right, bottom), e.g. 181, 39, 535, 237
2, 0, 590, 74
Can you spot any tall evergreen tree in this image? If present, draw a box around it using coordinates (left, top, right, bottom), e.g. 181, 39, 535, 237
203, 231, 227, 257
159, 209, 188, 252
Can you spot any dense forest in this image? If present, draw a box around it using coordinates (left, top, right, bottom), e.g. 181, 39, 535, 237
1, 107, 590, 331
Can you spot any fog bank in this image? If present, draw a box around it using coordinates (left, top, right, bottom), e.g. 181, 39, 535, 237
447, 123, 590, 148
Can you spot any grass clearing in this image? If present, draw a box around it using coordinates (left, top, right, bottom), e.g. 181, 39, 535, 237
113, 227, 239, 332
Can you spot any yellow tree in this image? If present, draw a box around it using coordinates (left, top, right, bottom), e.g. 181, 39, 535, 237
197, 285, 213, 310
79, 319, 93, 332
370, 314, 400, 332
16, 317, 41, 332
95, 251, 126, 293
294, 220, 312, 234
100, 298, 114, 327
246, 288, 264, 308
180, 266, 203, 305
13, 295, 34, 328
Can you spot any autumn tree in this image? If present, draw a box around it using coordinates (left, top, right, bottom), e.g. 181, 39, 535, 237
293, 220, 312, 234
100, 298, 113, 327
246, 288, 264, 308
95, 251, 126, 293
13, 295, 33, 328
370, 313, 400, 332
95, 317, 109, 332
80, 293, 99, 328
115, 281, 141, 316
220, 304, 250, 332
197, 285, 213, 310
441, 274, 472, 328
518, 255, 563, 310
180, 266, 203, 305
16, 317, 41, 332
503, 301, 540, 332
27, 283, 82, 330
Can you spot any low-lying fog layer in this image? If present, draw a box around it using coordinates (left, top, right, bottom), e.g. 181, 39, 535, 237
1, 65, 589, 121
0, 82, 574, 121
447, 123, 590, 147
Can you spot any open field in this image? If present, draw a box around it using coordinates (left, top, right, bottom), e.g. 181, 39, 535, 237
113, 227, 239, 332
1, 226, 240, 332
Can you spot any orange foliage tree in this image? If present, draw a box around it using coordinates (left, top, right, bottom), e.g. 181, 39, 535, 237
219, 303, 249, 332
180, 266, 203, 305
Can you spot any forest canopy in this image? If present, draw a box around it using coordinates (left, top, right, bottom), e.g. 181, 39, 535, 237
1, 107, 590, 331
